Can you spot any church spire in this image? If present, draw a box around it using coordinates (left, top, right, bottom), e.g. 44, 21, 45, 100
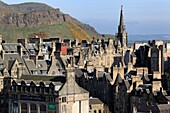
115, 5, 128, 48
120, 5, 124, 26
118, 5, 125, 33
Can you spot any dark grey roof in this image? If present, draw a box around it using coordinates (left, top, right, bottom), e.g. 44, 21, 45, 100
26, 43, 38, 50
165, 96, 170, 101
98, 72, 105, 78
8, 59, 16, 70
131, 52, 136, 57
144, 74, 150, 82
37, 60, 48, 70
75, 69, 84, 78
25, 59, 37, 71
124, 80, 130, 89
0, 71, 3, 76
114, 73, 122, 85
0, 56, 3, 62
83, 47, 89, 55
20, 74, 66, 83
89, 98, 103, 105
2, 43, 26, 51
105, 73, 112, 82
4, 53, 23, 68
158, 104, 170, 111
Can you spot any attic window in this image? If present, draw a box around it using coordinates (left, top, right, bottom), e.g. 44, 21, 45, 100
52, 71, 56, 75
38, 64, 42, 68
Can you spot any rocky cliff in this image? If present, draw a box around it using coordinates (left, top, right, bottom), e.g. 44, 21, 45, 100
0, 1, 98, 42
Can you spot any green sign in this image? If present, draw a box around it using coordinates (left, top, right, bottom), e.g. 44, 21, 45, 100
48, 103, 56, 111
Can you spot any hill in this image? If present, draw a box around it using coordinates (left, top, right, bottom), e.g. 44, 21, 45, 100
0, 1, 99, 42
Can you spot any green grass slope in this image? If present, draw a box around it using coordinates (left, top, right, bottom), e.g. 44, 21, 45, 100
0, 22, 75, 43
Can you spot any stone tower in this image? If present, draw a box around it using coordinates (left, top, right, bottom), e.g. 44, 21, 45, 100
115, 5, 128, 48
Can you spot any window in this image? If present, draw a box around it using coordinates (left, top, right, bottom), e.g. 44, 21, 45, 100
62, 105, 66, 112
38, 64, 42, 68
40, 104, 46, 113
21, 103, 27, 113
62, 97, 66, 102
0, 63, 3, 69
49, 96, 54, 102
30, 86, 35, 93
32, 70, 38, 75
41, 70, 47, 75
52, 71, 56, 75
99, 110, 102, 113
94, 110, 97, 113
30, 103, 36, 113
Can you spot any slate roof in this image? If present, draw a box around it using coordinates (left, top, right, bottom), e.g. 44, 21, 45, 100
0, 56, 3, 63
165, 96, 170, 101
2, 43, 26, 52
24, 59, 37, 71
75, 69, 84, 78
4, 53, 23, 68
8, 59, 16, 70
13, 79, 63, 91
158, 104, 170, 111
26, 43, 38, 50
144, 74, 150, 82
20, 74, 66, 83
0, 71, 3, 76
89, 98, 103, 105
98, 72, 105, 78
105, 73, 112, 82
124, 80, 131, 89
114, 73, 123, 85
37, 60, 48, 70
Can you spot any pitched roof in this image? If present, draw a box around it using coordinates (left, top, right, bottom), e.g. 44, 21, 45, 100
8, 59, 16, 70
2, 43, 26, 52
114, 73, 123, 85
89, 98, 103, 105
24, 59, 37, 71
105, 73, 112, 82
4, 53, 23, 68
37, 60, 48, 70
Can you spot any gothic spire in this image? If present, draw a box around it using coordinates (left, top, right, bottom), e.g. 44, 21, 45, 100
118, 5, 125, 33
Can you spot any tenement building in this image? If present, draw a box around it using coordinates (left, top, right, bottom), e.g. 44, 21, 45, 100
1, 65, 89, 113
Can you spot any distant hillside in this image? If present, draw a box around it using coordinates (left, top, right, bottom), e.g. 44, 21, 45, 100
0, 1, 98, 42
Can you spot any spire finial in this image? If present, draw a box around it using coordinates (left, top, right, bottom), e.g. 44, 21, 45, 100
118, 5, 125, 32
121, 5, 123, 11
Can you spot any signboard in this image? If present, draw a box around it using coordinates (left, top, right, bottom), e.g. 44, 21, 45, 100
48, 103, 56, 111
20, 95, 45, 101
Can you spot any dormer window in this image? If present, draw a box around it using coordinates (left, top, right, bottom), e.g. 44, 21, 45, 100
0, 63, 3, 69
32, 70, 38, 75
52, 71, 56, 75
38, 64, 42, 68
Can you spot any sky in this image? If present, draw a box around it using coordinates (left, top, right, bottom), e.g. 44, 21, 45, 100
2, 0, 170, 35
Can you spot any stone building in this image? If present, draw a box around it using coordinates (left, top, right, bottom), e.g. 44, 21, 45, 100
89, 98, 105, 113
0, 65, 89, 113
